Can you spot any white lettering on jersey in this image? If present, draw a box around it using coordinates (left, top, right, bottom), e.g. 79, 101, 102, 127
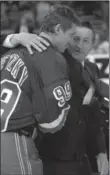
64, 81, 72, 101
0, 53, 29, 132
11, 59, 24, 79
5, 54, 19, 72
53, 86, 66, 107
1, 53, 28, 87
18, 66, 28, 87
0, 79, 21, 132
1, 55, 10, 70
1, 88, 13, 116
53, 81, 72, 107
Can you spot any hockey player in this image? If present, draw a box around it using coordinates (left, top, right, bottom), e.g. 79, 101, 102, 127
1, 5, 80, 175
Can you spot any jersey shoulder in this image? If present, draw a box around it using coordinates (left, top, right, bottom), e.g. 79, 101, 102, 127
31, 46, 68, 76
32, 45, 66, 63
0, 47, 33, 89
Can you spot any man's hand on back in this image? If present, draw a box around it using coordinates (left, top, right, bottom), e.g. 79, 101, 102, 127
3, 33, 49, 54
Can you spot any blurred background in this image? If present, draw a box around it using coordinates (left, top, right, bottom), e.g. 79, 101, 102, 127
1, 1, 109, 40
0, 1, 109, 174
0, 0, 109, 84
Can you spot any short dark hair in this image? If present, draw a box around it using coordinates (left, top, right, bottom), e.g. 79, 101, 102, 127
40, 5, 80, 33
81, 21, 95, 42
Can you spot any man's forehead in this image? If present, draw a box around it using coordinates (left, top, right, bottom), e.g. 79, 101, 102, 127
75, 26, 93, 37
76, 26, 92, 34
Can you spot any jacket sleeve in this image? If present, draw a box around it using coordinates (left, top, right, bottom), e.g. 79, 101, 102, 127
85, 106, 107, 156
2, 34, 16, 48
96, 128, 107, 154
93, 63, 109, 99
87, 61, 109, 99
99, 80, 109, 99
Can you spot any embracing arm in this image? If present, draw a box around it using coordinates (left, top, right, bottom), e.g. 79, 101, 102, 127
3, 34, 16, 48
99, 80, 109, 99
2, 33, 50, 54
86, 61, 109, 99
94, 63, 109, 99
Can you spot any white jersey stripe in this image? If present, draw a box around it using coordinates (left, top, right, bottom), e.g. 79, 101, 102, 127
22, 135, 32, 175
39, 105, 70, 130
15, 133, 25, 175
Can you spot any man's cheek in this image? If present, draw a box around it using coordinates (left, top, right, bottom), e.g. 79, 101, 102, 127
68, 45, 74, 54
69, 41, 75, 49
84, 47, 90, 55
69, 38, 74, 45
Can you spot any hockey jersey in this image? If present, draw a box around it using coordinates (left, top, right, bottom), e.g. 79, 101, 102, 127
0, 43, 72, 133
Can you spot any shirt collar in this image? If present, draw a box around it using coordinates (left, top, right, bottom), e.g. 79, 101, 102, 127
82, 61, 85, 67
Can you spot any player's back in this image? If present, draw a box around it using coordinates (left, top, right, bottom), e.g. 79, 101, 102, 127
1, 42, 72, 133
1, 46, 44, 175
1, 47, 36, 132
1, 44, 72, 175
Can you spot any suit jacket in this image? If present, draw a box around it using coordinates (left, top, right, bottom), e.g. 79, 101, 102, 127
38, 50, 106, 161
83, 60, 107, 171
63, 50, 107, 157
38, 51, 89, 160
84, 60, 109, 99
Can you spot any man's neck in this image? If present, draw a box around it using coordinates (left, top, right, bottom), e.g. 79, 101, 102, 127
40, 32, 55, 47
40, 32, 61, 53
71, 53, 85, 66
75, 59, 84, 67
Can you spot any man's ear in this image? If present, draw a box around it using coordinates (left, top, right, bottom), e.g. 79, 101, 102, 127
54, 24, 62, 35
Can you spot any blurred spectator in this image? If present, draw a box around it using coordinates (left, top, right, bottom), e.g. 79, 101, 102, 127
15, 10, 35, 33
19, 1, 33, 10
9, 1, 19, 12
89, 33, 100, 54
0, 1, 109, 37
89, 31, 109, 55
35, 1, 52, 29
14, 1, 53, 34
97, 40, 109, 54
75, 6, 85, 16
1, 2, 9, 29
97, 23, 109, 54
